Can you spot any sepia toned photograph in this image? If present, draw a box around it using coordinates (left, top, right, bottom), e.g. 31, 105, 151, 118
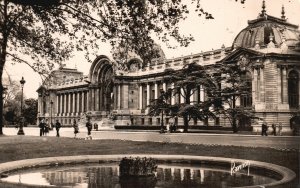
0, 0, 299, 187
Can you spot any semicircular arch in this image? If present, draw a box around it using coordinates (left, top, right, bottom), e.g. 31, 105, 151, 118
89, 55, 114, 84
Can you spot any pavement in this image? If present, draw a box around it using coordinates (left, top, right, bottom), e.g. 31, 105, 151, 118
2, 127, 300, 150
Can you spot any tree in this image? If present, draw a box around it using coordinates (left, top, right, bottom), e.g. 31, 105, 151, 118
148, 63, 215, 132
2, 75, 21, 106
0, 0, 247, 134
207, 56, 256, 133
0, 0, 216, 134
3, 91, 22, 126
23, 98, 38, 125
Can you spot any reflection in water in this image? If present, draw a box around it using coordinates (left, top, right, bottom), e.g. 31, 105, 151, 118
2, 164, 277, 188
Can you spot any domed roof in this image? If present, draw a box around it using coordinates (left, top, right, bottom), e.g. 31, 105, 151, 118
233, 4, 300, 50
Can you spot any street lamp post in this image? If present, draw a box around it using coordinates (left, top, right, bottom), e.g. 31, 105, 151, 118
160, 108, 165, 133
50, 100, 53, 129
159, 89, 167, 133
17, 77, 25, 135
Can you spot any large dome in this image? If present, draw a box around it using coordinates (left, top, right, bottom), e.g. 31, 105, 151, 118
233, 7, 300, 50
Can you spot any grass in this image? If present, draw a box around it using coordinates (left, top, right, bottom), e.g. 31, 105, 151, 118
0, 135, 299, 187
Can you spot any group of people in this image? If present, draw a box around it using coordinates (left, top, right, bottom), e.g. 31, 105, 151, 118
261, 122, 283, 136
38, 118, 93, 139
73, 118, 93, 139
39, 119, 62, 137
38, 119, 50, 136
166, 122, 177, 133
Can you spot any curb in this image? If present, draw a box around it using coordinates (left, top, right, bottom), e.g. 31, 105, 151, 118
0, 155, 296, 188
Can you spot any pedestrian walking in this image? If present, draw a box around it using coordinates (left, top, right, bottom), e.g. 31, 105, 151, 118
86, 118, 93, 140
261, 122, 268, 136
277, 123, 283, 136
93, 123, 98, 131
44, 119, 50, 136
39, 119, 45, 136
271, 123, 276, 136
73, 120, 79, 138
166, 122, 170, 133
55, 120, 61, 137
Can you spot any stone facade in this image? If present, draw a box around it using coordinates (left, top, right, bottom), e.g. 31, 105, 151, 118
37, 5, 300, 133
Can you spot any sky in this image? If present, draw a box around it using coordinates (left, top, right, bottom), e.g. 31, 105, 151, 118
4, 0, 300, 99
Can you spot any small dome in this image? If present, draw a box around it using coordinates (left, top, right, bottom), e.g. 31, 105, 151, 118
233, 15, 300, 49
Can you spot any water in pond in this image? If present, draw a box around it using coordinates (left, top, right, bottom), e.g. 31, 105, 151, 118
2, 163, 278, 188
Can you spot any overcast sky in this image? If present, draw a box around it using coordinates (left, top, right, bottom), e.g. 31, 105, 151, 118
4, 0, 300, 99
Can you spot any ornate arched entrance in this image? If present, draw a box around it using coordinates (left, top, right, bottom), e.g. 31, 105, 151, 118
89, 56, 114, 117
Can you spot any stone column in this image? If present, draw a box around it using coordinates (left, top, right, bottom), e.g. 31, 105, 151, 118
253, 68, 258, 104
68, 93, 71, 115
81, 91, 84, 112
92, 88, 96, 111
94, 88, 99, 111
117, 85, 121, 109
72, 92, 76, 114
260, 67, 265, 102
38, 96, 42, 115
147, 83, 150, 106
282, 67, 288, 104
139, 84, 143, 109
163, 82, 167, 92
171, 83, 175, 105
154, 82, 158, 99
77, 92, 80, 114
56, 95, 59, 115
180, 88, 184, 103
63, 93, 67, 115
60, 94, 63, 115
200, 85, 204, 102
123, 84, 129, 109
277, 67, 282, 104
190, 92, 194, 105
113, 85, 117, 109
101, 87, 105, 111
86, 91, 89, 112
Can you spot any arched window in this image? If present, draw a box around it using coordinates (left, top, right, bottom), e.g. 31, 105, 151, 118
240, 71, 252, 107
288, 70, 299, 109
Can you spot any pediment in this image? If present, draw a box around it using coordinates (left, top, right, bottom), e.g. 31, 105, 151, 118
219, 47, 264, 63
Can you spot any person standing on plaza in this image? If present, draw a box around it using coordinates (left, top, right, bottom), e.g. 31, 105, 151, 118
55, 120, 62, 137
39, 119, 45, 136
261, 122, 268, 136
73, 120, 79, 138
86, 118, 93, 140
277, 123, 283, 136
271, 123, 277, 136
93, 123, 98, 131
44, 119, 50, 136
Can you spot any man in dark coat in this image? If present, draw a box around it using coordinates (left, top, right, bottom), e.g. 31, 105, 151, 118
261, 122, 268, 136
39, 119, 45, 136
86, 118, 93, 140
55, 120, 62, 137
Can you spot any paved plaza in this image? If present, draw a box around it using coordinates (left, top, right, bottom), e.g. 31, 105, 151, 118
3, 127, 299, 150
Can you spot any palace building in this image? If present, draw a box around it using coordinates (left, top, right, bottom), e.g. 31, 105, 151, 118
37, 3, 300, 133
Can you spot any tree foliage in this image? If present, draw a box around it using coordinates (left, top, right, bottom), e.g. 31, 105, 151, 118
148, 63, 215, 132
23, 98, 38, 125
207, 57, 256, 132
3, 91, 21, 125
0, 0, 245, 134
0, 0, 215, 134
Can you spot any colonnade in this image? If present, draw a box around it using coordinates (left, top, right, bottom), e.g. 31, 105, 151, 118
138, 82, 207, 110
113, 81, 207, 111
56, 89, 89, 116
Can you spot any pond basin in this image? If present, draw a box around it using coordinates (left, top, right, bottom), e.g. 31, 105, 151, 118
0, 155, 296, 188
